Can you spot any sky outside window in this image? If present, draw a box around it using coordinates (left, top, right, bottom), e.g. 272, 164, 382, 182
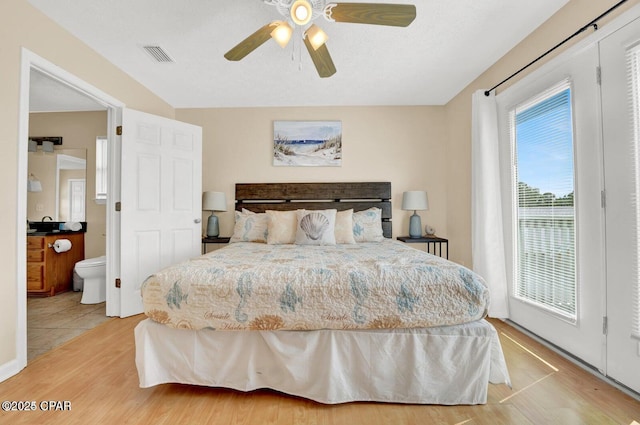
515, 88, 574, 200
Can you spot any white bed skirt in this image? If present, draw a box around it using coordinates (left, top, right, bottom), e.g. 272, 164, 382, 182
135, 318, 511, 405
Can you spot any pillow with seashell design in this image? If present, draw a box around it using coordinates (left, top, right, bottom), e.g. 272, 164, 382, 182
295, 209, 337, 245
229, 208, 268, 243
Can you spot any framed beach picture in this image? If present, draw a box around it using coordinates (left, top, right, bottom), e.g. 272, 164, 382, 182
273, 120, 342, 167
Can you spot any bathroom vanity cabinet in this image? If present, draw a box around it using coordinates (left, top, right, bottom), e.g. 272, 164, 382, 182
27, 232, 85, 297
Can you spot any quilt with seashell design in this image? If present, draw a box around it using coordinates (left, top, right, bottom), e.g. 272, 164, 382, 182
141, 240, 490, 331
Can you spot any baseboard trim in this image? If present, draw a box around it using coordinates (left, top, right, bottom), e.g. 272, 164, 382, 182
0, 358, 22, 384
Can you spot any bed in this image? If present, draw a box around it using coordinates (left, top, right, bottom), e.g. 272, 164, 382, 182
134, 182, 510, 404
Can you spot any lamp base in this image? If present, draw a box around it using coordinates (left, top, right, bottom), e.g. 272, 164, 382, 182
409, 212, 422, 238
207, 213, 219, 237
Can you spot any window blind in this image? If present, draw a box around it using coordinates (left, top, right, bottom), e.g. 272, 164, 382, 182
511, 80, 577, 320
626, 44, 640, 341
95, 136, 107, 200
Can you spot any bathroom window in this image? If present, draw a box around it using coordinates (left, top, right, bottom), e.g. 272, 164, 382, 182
95, 136, 107, 203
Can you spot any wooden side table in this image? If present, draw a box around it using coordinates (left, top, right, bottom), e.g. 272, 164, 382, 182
397, 235, 448, 259
202, 236, 230, 254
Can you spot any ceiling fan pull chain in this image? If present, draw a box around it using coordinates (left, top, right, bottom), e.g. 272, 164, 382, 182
291, 26, 297, 61
298, 37, 303, 70
299, 27, 304, 70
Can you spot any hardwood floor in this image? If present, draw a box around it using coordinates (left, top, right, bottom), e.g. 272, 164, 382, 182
0, 317, 639, 424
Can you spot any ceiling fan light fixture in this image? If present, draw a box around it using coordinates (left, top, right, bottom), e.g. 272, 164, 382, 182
291, 0, 312, 26
305, 24, 328, 50
271, 21, 293, 48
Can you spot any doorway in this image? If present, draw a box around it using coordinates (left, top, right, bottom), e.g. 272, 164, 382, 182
17, 49, 203, 372
497, 43, 606, 371
26, 108, 106, 362
496, 8, 640, 396
17, 49, 123, 369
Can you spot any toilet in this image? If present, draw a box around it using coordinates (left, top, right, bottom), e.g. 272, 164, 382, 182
74, 256, 106, 304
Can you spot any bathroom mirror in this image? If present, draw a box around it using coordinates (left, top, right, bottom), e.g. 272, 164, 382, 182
27, 148, 86, 222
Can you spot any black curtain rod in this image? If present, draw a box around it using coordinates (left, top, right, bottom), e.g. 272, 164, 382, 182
484, 0, 629, 96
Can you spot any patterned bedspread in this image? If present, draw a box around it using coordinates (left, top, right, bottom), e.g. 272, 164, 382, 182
141, 240, 490, 331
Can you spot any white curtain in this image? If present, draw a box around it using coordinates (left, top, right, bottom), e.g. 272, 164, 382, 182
471, 90, 509, 318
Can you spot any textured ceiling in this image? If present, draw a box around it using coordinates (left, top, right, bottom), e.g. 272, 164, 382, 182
30, 69, 107, 113
27, 0, 569, 109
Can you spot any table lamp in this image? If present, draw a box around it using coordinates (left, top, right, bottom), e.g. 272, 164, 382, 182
202, 191, 227, 237
402, 191, 429, 238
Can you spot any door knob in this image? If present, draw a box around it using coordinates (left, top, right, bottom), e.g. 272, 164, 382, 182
194, 218, 202, 223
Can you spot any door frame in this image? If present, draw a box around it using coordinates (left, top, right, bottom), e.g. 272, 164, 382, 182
16, 48, 124, 373
497, 46, 606, 370
494, 2, 640, 391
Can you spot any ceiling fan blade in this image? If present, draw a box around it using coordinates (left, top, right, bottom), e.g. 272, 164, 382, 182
326, 3, 416, 27
303, 36, 336, 78
224, 23, 277, 61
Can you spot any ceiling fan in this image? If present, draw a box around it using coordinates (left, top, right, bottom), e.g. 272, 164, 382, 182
224, 1, 417, 78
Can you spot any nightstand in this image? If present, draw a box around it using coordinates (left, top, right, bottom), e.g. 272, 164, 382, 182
397, 235, 448, 259
202, 236, 230, 254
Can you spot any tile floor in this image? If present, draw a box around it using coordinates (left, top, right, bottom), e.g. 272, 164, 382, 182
27, 291, 112, 361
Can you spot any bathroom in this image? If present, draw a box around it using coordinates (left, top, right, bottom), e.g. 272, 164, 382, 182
26, 109, 110, 360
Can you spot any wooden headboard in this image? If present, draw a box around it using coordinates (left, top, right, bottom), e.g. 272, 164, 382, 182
235, 182, 392, 238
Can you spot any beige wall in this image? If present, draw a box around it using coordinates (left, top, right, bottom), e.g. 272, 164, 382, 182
177, 106, 448, 242
0, 0, 174, 369
29, 112, 109, 259
26, 151, 57, 219
444, 0, 640, 267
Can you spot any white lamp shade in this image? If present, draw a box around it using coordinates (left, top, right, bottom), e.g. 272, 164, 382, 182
27, 174, 42, 192
42, 141, 54, 153
402, 191, 429, 211
27, 180, 42, 192
202, 191, 227, 212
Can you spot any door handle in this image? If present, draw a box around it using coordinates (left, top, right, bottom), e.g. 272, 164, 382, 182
194, 218, 202, 223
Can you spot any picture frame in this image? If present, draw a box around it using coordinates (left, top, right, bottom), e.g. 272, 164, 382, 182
273, 120, 342, 167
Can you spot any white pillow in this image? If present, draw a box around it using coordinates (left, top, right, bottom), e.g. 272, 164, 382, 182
335, 209, 356, 244
295, 209, 337, 245
352, 207, 384, 242
229, 209, 268, 243
266, 210, 299, 244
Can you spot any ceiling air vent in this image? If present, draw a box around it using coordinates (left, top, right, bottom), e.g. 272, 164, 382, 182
142, 45, 174, 63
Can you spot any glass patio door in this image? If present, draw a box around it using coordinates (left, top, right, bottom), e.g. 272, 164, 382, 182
600, 16, 640, 394
497, 44, 606, 370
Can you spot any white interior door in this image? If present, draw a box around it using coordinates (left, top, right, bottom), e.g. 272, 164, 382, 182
119, 109, 202, 317
600, 17, 640, 393
498, 44, 606, 370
